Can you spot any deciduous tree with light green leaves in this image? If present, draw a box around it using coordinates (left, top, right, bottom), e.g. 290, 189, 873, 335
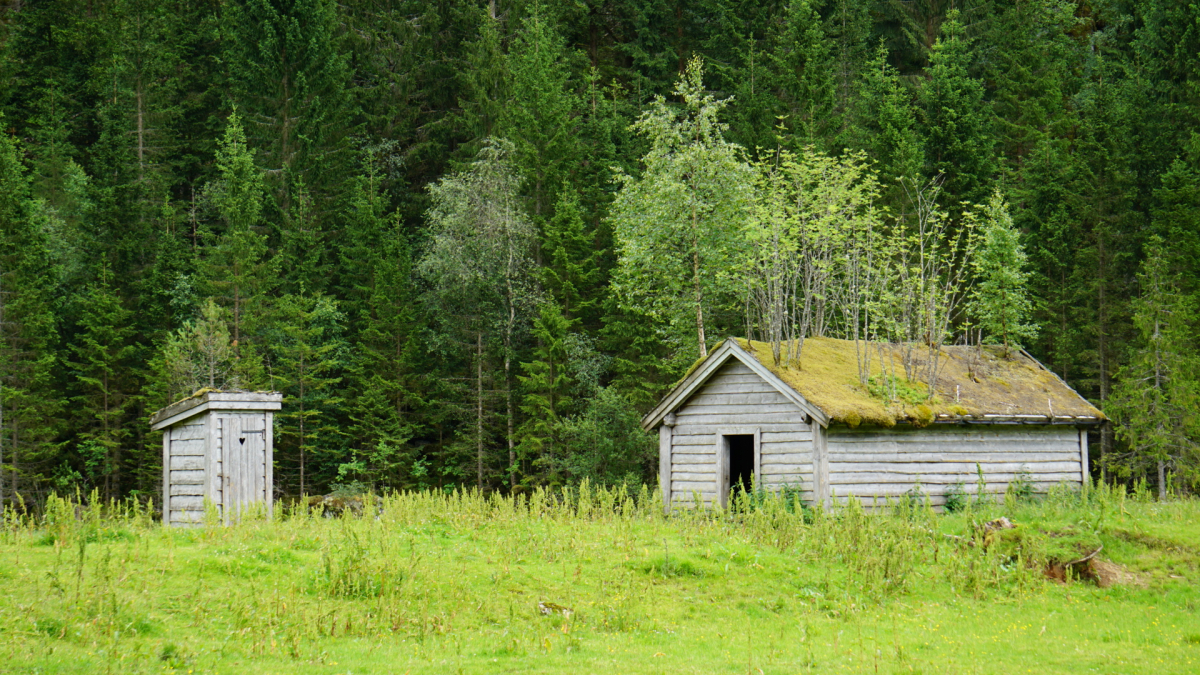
743, 148, 883, 368
419, 139, 539, 488
611, 57, 753, 360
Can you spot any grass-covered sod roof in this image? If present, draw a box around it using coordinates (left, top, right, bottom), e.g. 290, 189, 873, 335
722, 338, 1104, 428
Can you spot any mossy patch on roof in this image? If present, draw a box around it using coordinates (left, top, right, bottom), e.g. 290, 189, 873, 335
723, 338, 1103, 427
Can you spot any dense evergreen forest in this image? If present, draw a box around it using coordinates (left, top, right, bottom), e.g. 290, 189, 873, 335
0, 0, 1197, 505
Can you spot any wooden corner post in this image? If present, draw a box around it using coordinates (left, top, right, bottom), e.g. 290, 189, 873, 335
813, 423, 830, 508
659, 413, 676, 513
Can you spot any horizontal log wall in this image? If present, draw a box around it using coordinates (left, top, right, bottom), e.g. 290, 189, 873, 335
166, 418, 211, 525
826, 425, 1084, 507
669, 360, 812, 507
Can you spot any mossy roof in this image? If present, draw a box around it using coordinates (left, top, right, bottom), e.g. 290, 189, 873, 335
698, 338, 1103, 428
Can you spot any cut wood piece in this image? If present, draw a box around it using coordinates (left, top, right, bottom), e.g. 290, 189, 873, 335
826, 451, 1080, 463
676, 403, 804, 416
826, 440, 1078, 453
672, 413, 810, 427
691, 381, 782, 396
760, 431, 812, 444
672, 434, 717, 446
170, 424, 206, 441
829, 471, 1081, 485
759, 451, 812, 463
672, 472, 718, 482
760, 463, 812, 473
169, 484, 204, 496
170, 470, 204, 485
672, 480, 716, 493
169, 439, 205, 456
827, 428, 1076, 442
686, 391, 793, 407
170, 455, 204, 471
170, 510, 204, 522
673, 423, 809, 435
170, 495, 205, 510
829, 461, 1081, 474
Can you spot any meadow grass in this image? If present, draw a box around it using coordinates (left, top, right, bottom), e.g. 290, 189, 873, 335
1, 483, 1197, 674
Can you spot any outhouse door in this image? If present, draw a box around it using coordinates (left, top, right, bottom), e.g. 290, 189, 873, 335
222, 416, 266, 521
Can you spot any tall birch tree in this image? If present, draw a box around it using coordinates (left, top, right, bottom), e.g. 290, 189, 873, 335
611, 57, 752, 360
419, 139, 538, 488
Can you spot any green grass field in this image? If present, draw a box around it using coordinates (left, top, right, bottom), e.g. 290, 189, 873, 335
1, 484, 1197, 674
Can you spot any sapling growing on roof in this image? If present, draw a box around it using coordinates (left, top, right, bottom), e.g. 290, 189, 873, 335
743, 149, 883, 370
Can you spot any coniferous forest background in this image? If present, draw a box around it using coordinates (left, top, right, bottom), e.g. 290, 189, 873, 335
0, 0, 1198, 505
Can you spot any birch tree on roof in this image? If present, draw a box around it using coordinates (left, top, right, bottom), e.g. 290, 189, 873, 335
610, 57, 752, 360
743, 148, 882, 369
892, 176, 976, 399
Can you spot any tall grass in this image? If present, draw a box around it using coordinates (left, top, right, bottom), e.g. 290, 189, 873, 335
2, 481, 1197, 673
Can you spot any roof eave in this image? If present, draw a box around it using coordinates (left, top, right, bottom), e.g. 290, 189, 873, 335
933, 413, 1105, 425
640, 339, 829, 431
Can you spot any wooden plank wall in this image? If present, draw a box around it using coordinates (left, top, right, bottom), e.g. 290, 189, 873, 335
826, 424, 1083, 507
669, 360, 812, 506
221, 414, 268, 523
167, 419, 207, 524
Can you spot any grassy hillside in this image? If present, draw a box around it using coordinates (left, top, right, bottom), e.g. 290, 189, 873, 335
1, 485, 1197, 674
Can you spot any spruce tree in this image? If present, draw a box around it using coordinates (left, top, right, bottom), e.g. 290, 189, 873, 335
1107, 238, 1200, 496
224, 0, 354, 213
201, 110, 275, 387
270, 292, 347, 496
919, 10, 995, 210
69, 270, 136, 499
0, 124, 61, 505
848, 45, 924, 208
498, 5, 580, 226
768, 0, 838, 150
340, 168, 421, 489
541, 189, 602, 326
516, 302, 574, 485
455, 10, 508, 157
970, 191, 1037, 356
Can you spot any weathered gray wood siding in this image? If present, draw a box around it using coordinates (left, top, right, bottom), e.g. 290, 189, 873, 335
166, 416, 208, 524
668, 360, 812, 506
825, 424, 1084, 506
219, 414, 269, 522
164, 411, 273, 525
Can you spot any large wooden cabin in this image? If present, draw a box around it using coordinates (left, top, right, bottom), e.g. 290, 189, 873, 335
642, 339, 1104, 510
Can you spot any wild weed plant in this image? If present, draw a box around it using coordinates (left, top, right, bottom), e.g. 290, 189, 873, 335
0, 480, 1196, 673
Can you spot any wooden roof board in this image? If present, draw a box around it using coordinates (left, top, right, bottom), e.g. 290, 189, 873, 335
640, 339, 827, 431
149, 390, 283, 430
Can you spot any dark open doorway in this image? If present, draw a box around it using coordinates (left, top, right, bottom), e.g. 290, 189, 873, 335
726, 434, 755, 496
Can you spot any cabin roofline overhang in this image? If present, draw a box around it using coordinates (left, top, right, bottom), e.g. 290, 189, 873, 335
640, 339, 830, 432
150, 390, 283, 431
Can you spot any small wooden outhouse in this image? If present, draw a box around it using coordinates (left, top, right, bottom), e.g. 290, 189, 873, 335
643, 338, 1104, 510
150, 390, 283, 525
